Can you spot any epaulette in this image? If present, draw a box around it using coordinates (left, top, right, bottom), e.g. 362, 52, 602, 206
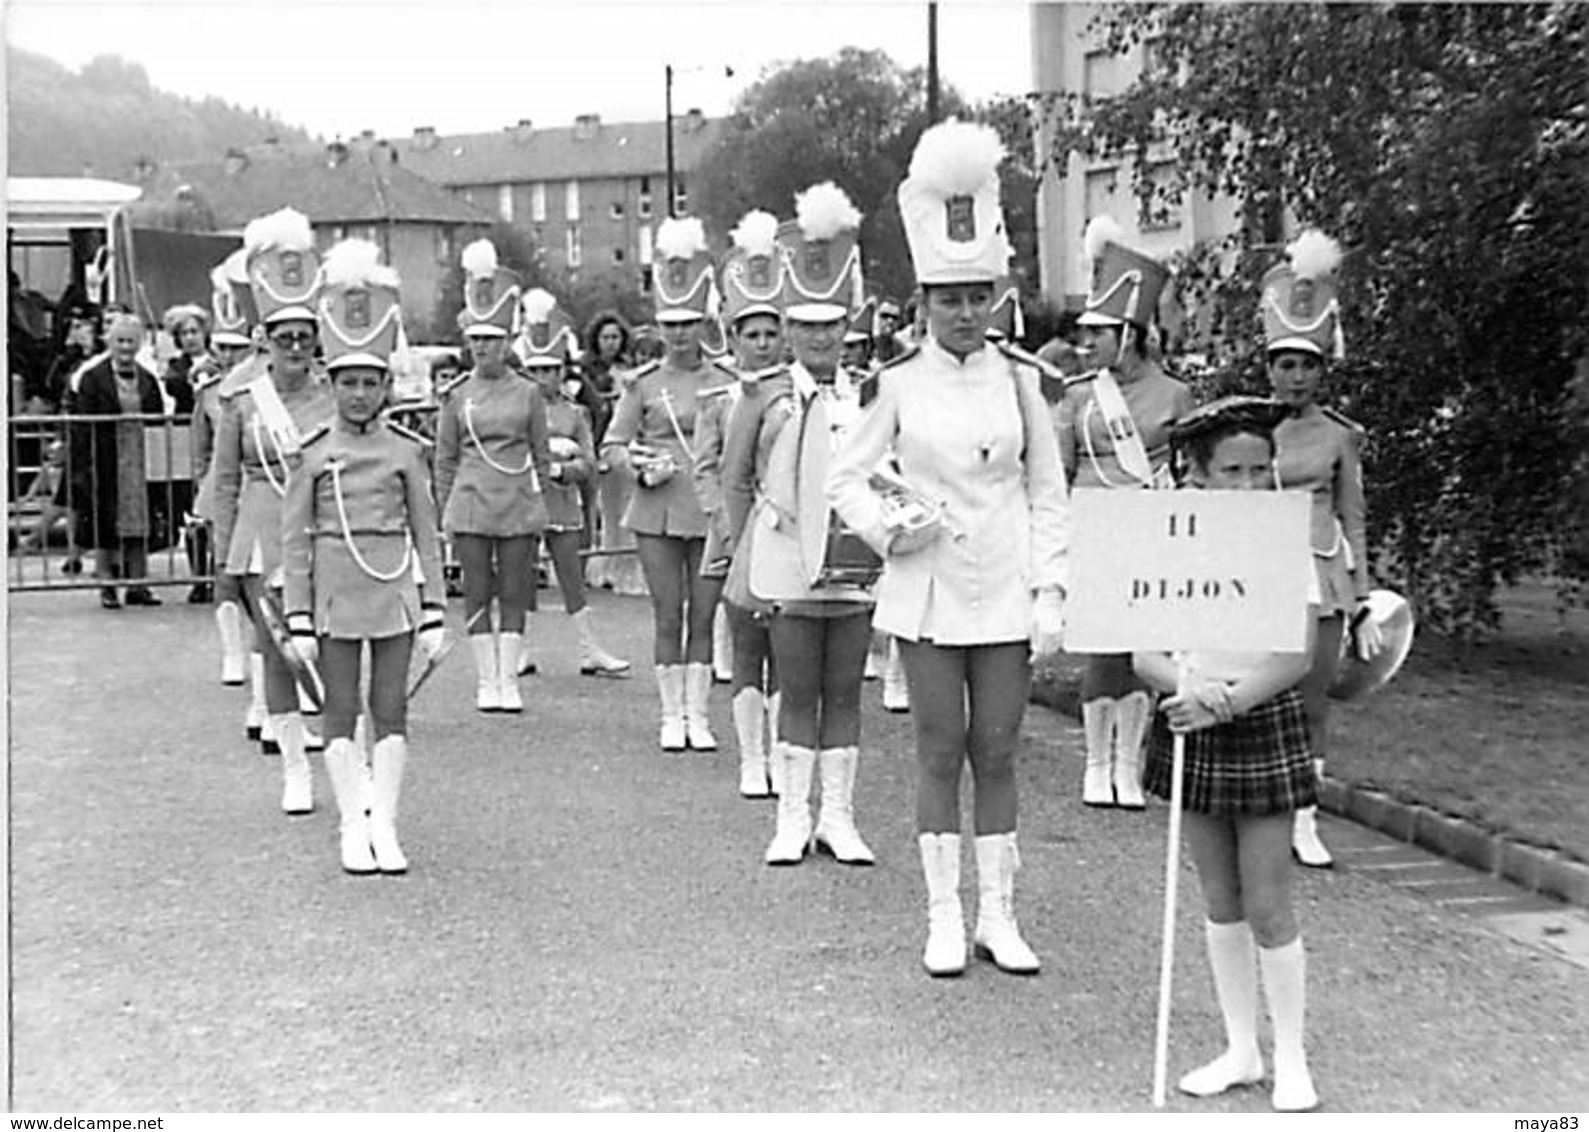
435, 372, 469, 399
626, 359, 664, 383
708, 356, 741, 382
193, 368, 225, 393
698, 381, 736, 401
1322, 406, 1366, 434
299, 422, 332, 448
876, 344, 921, 372
386, 419, 435, 449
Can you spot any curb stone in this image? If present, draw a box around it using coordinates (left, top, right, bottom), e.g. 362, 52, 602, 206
1320, 775, 1589, 909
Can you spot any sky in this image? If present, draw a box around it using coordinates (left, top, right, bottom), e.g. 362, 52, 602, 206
6, 0, 1037, 141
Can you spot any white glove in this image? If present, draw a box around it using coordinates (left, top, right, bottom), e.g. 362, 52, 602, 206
549, 436, 580, 460
287, 613, 318, 666
1353, 603, 1386, 661
417, 606, 446, 661
1028, 587, 1066, 664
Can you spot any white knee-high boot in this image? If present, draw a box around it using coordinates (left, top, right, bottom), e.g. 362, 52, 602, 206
764, 692, 783, 795
732, 687, 769, 798
517, 613, 537, 676
497, 632, 524, 713
655, 664, 687, 751
1081, 698, 1117, 806
712, 603, 733, 682
271, 712, 313, 815
1179, 920, 1265, 1097
246, 651, 267, 740
881, 637, 910, 713
470, 634, 501, 713
216, 601, 246, 685
972, 833, 1039, 973
323, 737, 375, 874
1260, 938, 1318, 1111
1292, 760, 1333, 867
764, 743, 816, 864
574, 607, 630, 677
683, 662, 718, 750
1112, 691, 1151, 810
369, 734, 409, 875
918, 832, 966, 977
812, 747, 874, 864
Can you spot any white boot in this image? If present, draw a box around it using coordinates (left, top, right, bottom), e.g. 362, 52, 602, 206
271, 712, 314, 815
497, 632, 524, 713
1081, 698, 1117, 807
323, 737, 375, 875
574, 607, 630, 677
712, 603, 733, 683
260, 712, 279, 755
369, 734, 409, 875
812, 747, 874, 864
470, 634, 501, 713
918, 832, 966, 977
1260, 938, 1319, 1112
656, 664, 687, 751
302, 723, 325, 753
732, 687, 770, 798
245, 651, 267, 741
216, 601, 246, 685
881, 637, 910, 712
972, 832, 1040, 973
1292, 761, 1333, 867
1112, 691, 1150, 810
1178, 920, 1265, 1097
683, 662, 718, 750
765, 692, 784, 796
764, 744, 816, 864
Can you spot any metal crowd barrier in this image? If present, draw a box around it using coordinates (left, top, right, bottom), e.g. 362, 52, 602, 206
7, 411, 206, 592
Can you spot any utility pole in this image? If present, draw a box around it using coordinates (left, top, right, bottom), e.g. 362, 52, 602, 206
927, 3, 940, 124
664, 64, 677, 219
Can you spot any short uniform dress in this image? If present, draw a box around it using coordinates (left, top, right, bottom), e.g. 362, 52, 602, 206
433, 370, 552, 538
541, 393, 597, 535
1274, 405, 1370, 617
720, 370, 796, 618
211, 360, 336, 578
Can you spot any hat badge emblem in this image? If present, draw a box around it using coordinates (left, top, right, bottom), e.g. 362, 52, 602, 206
668, 260, 689, 289
346, 290, 370, 329
804, 244, 829, 278
747, 257, 770, 289
946, 196, 976, 242
281, 251, 305, 288
472, 278, 495, 307
1290, 279, 1316, 320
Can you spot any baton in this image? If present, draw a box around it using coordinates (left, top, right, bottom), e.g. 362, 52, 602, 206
256, 586, 326, 711
406, 606, 487, 699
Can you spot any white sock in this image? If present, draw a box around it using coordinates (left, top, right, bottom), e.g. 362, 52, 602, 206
1179, 920, 1263, 1097
1259, 937, 1318, 1111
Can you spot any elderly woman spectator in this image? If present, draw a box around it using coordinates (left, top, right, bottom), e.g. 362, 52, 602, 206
70, 313, 167, 608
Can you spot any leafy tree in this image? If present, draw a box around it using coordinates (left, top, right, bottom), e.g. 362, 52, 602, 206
1036, 3, 1589, 636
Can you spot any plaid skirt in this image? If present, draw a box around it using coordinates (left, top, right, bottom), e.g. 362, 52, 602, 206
1143, 687, 1317, 816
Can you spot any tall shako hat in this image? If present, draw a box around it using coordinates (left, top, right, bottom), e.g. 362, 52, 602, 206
846, 296, 878, 345
456, 239, 521, 337
987, 274, 1025, 342
1260, 229, 1346, 359
652, 217, 717, 323
778, 181, 863, 323
898, 118, 1011, 286
719, 209, 784, 324
517, 287, 578, 367
1077, 214, 1169, 329
318, 238, 402, 371
244, 207, 320, 327
211, 249, 255, 347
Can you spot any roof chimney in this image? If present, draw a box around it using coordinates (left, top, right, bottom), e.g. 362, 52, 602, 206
413, 126, 437, 151
223, 147, 249, 176
573, 113, 600, 140
681, 108, 706, 133
513, 118, 534, 144
326, 140, 349, 168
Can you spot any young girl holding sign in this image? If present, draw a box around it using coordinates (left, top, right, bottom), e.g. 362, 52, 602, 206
1133, 396, 1320, 1113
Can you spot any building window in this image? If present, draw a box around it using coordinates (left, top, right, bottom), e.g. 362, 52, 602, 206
436, 226, 457, 264
1138, 160, 1183, 232
609, 201, 625, 220
612, 247, 626, 264
566, 222, 582, 268
1083, 48, 1124, 98
638, 224, 653, 267
639, 268, 652, 294
565, 180, 581, 222
497, 184, 513, 223
1085, 170, 1120, 221
673, 175, 687, 215
638, 176, 653, 219
531, 182, 546, 223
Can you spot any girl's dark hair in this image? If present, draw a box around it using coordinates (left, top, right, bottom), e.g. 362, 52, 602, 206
1169, 396, 1288, 484
584, 310, 631, 360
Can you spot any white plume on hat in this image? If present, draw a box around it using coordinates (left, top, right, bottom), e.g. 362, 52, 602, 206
1083, 214, 1125, 268
655, 216, 709, 260
461, 238, 499, 280
322, 238, 399, 289
243, 207, 313, 254
211, 262, 234, 294
907, 119, 1005, 196
730, 209, 780, 257
1287, 229, 1343, 280
520, 287, 557, 325
794, 182, 861, 240
220, 248, 250, 283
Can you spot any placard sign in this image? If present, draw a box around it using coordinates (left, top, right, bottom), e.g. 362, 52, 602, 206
1064, 488, 1313, 653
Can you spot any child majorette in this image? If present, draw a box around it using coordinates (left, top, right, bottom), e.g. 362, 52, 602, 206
1133, 395, 1322, 1112
282, 239, 445, 875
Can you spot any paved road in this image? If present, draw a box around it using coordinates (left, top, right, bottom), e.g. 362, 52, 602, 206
8, 588, 1589, 1111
